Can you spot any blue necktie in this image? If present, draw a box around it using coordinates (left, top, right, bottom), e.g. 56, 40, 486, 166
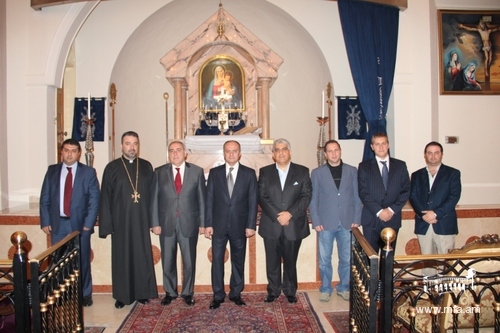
380, 161, 388, 190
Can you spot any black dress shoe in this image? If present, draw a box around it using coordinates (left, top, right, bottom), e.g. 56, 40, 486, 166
182, 296, 195, 306
137, 299, 149, 304
229, 296, 246, 306
115, 300, 125, 309
264, 295, 277, 303
286, 295, 297, 303
83, 295, 93, 307
209, 299, 224, 309
161, 295, 176, 306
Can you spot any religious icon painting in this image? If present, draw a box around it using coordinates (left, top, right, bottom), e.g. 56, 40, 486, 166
439, 10, 500, 94
199, 55, 245, 111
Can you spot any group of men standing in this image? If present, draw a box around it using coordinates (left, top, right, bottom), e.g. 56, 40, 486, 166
39, 130, 460, 309
310, 133, 461, 302
155, 137, 313, 309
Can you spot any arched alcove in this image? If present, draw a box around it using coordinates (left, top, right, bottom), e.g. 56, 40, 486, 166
160, 7, 283, 140
109, 0, 331, 170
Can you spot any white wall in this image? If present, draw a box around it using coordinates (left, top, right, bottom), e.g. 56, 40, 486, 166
2, 0, 500, 209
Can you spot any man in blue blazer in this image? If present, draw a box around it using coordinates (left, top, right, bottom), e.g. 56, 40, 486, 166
410, 141, 461, 275
151, 140, 206, 306
310, 140, 362, 302
358, 132, 410, 253
40, 138, 100, 307
205, 140, 258, 309
258, 138, 312, 304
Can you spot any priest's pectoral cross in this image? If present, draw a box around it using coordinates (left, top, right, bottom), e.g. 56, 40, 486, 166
131, 191, 140, 203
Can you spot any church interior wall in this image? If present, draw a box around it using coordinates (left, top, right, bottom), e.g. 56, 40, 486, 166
3, 0, 500, 206
0, 0, 7, 208
1, 0, 500, 291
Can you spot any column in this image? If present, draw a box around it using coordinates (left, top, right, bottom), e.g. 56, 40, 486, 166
258, 78, 271, 139
172, 79, 185, 140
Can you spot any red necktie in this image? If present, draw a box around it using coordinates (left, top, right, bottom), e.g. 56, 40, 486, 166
175, 167, 182, 194
63, 167, 73, 216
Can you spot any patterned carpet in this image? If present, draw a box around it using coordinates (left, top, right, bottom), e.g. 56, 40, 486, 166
117, 292, 325, 332
84, 327, 105, 333
324, 311, 349, 333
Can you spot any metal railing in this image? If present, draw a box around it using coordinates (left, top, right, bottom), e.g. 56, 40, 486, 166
350, 227, 380, 333
2, 231, 82, 332
350, 228, 500, 333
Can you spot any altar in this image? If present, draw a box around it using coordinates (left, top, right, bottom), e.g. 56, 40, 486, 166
184, 134, 273, 177
159, 4, 283, 143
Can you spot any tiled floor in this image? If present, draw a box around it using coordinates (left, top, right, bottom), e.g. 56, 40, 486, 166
83, 291, 349, 332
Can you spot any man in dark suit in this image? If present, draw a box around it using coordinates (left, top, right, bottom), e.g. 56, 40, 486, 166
410, 141, 461, 275
204, 140, 258, 309
151, 140, 206, 306
40, 138, 100, 307
258, 138, 312, 304
358, 132, 410, 253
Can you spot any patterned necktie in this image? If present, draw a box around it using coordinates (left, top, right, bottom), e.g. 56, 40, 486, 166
63, 167, 72, 216
227, 167, 234, 198
175, 167, 182, 194
380, 161, 389, 190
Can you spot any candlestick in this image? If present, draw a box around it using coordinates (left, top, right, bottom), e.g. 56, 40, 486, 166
87, 93, 91, 119
321, 90, 325, 118
316, 116, 329, 166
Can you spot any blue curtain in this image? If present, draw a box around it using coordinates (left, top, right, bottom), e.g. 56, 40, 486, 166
338, 0, 399, 161
72, 98, 105, 142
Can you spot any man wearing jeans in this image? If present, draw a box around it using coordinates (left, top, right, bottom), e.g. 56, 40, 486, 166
309, 140, 362, 301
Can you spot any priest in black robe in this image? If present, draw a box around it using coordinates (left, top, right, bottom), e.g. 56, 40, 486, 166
99, 131, 158, 308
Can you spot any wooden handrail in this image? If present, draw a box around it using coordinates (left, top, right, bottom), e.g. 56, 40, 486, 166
0, 259, 12, 266
29, 230, 80, 264
395, 251, 500, 261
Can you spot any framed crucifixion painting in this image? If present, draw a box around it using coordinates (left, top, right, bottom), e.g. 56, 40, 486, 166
439, 10, 500, 94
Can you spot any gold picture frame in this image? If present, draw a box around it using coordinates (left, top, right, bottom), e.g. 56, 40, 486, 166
439, 10, 500, 94
199, 55, 245, 111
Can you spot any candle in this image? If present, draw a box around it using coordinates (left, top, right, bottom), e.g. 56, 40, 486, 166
87, 93, 91, 119
321, 90, 325, 118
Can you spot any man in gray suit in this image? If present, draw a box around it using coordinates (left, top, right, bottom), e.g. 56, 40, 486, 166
151, 140, 206, 306
309, 140, 362, 302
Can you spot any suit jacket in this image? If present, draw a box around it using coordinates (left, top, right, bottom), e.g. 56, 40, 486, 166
150, 162, 206, 238
309, 162, 362, 230
358, 157, 410, 230
258, 162, 312, 241
205, 163, 258, 239
40, 162, 100, 235
410, 164, 461, 235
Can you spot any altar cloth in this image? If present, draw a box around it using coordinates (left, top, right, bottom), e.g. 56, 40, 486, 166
185, 134, 262, 153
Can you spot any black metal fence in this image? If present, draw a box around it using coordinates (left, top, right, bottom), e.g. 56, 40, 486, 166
351, 228, 500, 333
350, 227, 379, 332
1, 231, 82, 333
